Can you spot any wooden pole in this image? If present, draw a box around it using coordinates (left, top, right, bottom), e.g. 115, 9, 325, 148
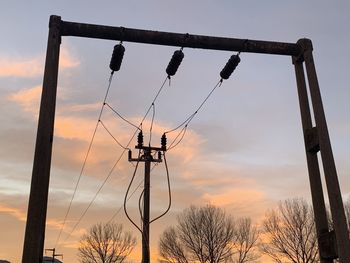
293, 56, 332, 262
300, 38, 350, 262
22, 15, 61, 263
60, 20, 300, 56
142, 149, 151, 263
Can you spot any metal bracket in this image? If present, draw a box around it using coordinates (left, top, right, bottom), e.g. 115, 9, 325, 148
319, 230, 338, 260
305, 127, 320, 154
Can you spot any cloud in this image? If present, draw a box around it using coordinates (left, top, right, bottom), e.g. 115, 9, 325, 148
0, 204, 27, 221
0, 47, 79, 78
203, 188, 265, 207
8, 85, 41, 114
0, 203, 64, 230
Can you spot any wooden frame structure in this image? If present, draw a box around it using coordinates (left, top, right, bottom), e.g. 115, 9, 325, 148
22, 15, 350, 263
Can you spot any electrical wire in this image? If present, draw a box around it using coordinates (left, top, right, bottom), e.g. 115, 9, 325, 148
150, 151, 171, 223
104, 102, 140, 131
167, 125, 188, 151
124, 150, 143, 233
163, 79, 223, 152
148, 103, 155, 146
58, 74, 170, 246
140, 76, 169, 127
54, 71, 114, 248
166, 79, 222, 134
58, 134, 137, 248
108, 178, 144, 223
138, 189, 145, 220
99, 120, 130, 150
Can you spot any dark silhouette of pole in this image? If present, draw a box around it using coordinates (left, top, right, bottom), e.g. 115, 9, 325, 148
142, 149, 151, 263
128, 143, 163, 263
299, 39, 350, 262
22, 15, 61, 263
293, 55, 333, 262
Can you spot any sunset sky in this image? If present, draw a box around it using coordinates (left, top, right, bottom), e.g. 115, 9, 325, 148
1, 1, 350, 262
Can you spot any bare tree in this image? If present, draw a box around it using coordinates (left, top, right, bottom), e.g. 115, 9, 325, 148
159, 226, 188, 263
78, 222, 136, 263
159, 205, 259, 263
261, 198, 318, 263
232, 218, 260, 263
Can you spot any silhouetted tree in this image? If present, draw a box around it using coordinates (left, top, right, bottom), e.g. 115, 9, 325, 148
261, 198, 318, 263
159, 205, 259, 263
78, 222, 136, 263
232, 218, 260, 263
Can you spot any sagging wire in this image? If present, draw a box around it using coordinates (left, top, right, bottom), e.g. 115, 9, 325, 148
58, 127, 138, 248
58, 75, 172, 245
59, 46, 183, 246
164, 51, 241, 151
124, 150, 143, 233
108, 178, 144, 223
149, 103, 156, 146
167, 125, 188, 151
104, 102, 141, 131
54, 71, 115, 249
150, 151, 171, 223
164, 79, 222, 151
55, 42, 127, 248
99, 119, 130, 150
138, 188, 145, 220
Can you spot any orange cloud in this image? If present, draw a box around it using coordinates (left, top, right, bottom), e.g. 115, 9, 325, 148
0, 204, 27, 221
203, 188, 265, 207
0, 203, 66, 230
8, 85, 41, 114
0, 47, 79, 78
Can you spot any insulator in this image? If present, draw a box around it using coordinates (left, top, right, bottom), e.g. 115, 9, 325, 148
109, 44, 125, 72
128, 149, 132, 160
158, 151, 162, 160
166, 50, 184, 76
220, 54, 240, 80
137, 130, 144, 148
161, 133, 167, 150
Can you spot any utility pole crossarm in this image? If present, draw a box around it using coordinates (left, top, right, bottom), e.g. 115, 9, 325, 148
59, 17, 300, 56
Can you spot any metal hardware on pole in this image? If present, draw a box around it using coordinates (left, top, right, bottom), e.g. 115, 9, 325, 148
129, 145, 163, 263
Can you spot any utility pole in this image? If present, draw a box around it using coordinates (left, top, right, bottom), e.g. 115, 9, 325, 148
128, 132, 165, 263
45, 248, 63, 263
23, 15, 350, 262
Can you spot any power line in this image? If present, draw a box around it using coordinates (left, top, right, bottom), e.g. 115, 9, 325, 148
99, 119, 130, 150
54, 71, 115, 248
108, 178, 144, 223
149, 103, 156, 146
165, 79, 223, 151
150, 151, 171, 223
57, 75, 171, 246
104, 102, 140, 131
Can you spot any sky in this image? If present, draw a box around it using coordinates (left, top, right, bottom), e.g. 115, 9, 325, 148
1, 1, 350, 262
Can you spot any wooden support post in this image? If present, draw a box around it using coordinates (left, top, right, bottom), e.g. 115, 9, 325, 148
22, 15, 61, 263
293, 56, 333, 262
60, 20, 300, 56
299, 38, 350, 262
142, 149, 151, 263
